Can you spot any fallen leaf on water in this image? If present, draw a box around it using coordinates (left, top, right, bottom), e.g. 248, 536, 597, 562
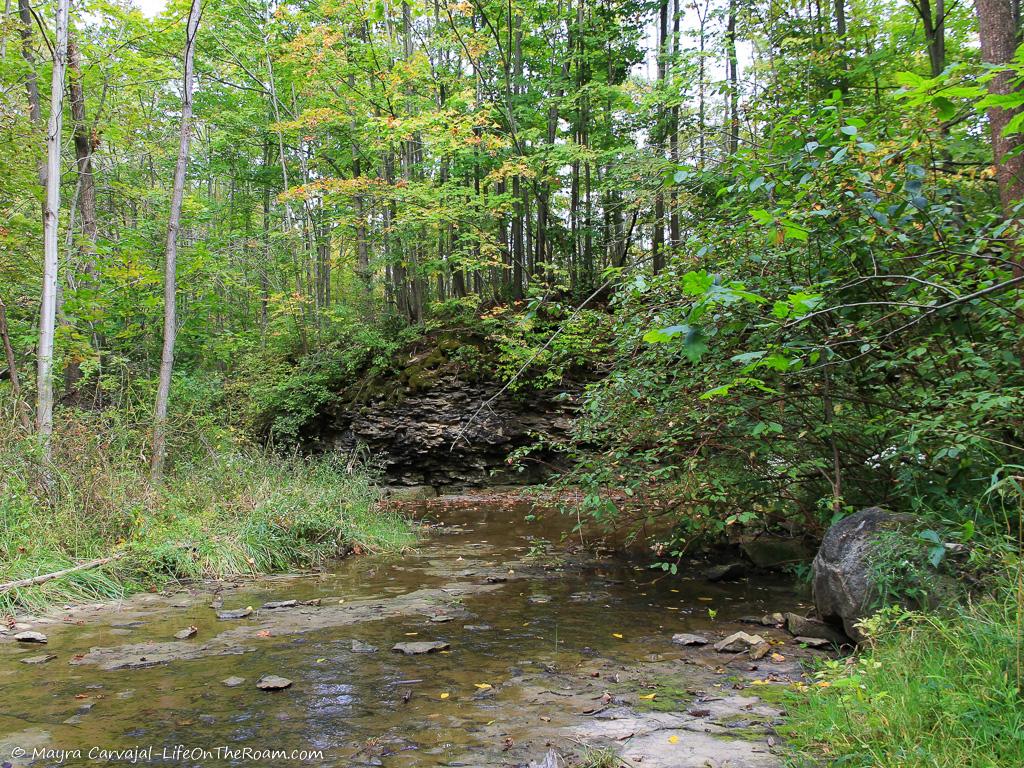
612, 633, 624, 639
668, 735, 679, 744
638, 693, 656, 700
315, 658, 327, 663
440, 692, 450, 699
404, 632, 418, 636
770, 653, 786, 662
474, 683, 492, 690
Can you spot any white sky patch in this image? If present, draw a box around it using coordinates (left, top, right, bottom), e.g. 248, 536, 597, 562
135, 0, 168, 18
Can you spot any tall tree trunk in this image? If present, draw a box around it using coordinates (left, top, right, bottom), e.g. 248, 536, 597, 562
17, 0, 44, 191
726, 0, 740, 154
912, 0, 946, 77
35, 0, 69, 456
67, 32, 101, 390
17, 0, 42, 128
834, 0, 849, 97
652, 0, 668, 274
669, 0, 681, 251
975, 0, 1024, 243
151, 0, 202, 483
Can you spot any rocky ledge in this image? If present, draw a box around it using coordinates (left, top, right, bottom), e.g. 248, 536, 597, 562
307, 374, 577, 488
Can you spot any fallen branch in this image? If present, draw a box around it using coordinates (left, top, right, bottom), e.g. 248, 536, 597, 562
0, 553, 124, 594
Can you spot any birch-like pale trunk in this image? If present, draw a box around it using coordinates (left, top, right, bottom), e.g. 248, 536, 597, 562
150, 0, 202, 483
35, 0, 69, 457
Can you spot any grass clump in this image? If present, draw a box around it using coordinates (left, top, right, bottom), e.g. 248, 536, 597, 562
781, 576, 1024, 768
0, 407, 412, 616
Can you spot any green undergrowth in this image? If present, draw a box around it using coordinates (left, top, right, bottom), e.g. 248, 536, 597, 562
0, 408, 412, 616
781, 572, 1024, 768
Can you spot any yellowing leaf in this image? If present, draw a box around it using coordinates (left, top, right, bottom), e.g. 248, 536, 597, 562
638, 693, 656, 700
612, 633, 624, 639
474, 683, 493, 690
440, 692, 450, 699
315, 658, 327, 663
668, 735, 679, 744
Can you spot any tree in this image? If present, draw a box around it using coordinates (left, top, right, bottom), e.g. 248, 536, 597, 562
35, 0, 70, 457
974, 0, 1024, 233
151, 0, 202, 483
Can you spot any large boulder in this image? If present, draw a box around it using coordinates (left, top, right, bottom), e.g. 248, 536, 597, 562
739, 534, 815, 569
812, 507, 909, 642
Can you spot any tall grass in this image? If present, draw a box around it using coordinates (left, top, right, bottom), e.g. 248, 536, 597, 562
782, 574, 1024, 768
0, 406, 412, 615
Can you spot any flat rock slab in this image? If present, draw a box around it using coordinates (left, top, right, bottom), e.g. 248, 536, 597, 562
70, 641, 255, 671
261, 600, 298, 610
671, 633, 709, 646
69, 585, 500, 670
392, 641, 450, 655
573, 706, 782, 768
256, 675, 292, 690
351, 640, 378, 653
173, 626, 197, 640
20, 654, 56, 665
13, 631, 47, 644
714, 632, 765, 653
216, 607, 253, 620
221, 676, 246, 687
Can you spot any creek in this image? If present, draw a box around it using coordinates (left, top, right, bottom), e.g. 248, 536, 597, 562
0, 491, 817, 767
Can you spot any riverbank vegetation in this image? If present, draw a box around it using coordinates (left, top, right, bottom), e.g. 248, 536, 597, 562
783, 573, 1024, 767
1, 0, 1023, 762
0, 388, 411, 614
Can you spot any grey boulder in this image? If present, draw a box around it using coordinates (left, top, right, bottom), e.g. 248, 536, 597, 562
812, 506, 909, 642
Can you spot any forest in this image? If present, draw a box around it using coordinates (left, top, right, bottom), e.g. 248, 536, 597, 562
1, 0, 1023, 764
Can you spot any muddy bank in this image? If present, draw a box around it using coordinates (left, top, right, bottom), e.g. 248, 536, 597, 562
0, 491, 824, 767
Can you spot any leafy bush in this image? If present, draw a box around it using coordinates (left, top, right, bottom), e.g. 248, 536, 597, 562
557, 87, 1023, 550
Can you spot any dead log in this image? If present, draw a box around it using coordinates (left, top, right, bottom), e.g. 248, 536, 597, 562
0, 553, 123, 594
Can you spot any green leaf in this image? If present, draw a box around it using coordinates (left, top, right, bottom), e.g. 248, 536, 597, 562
643, 324, 690, 343
932, 95, 956, 121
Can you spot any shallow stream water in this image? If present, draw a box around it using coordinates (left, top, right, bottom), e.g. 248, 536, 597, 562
0, 492, 815, 767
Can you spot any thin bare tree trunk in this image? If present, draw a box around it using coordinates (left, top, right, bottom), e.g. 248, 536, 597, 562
36, 0, 69, 457
151, 0, 202, 483
0, 297, 32, 431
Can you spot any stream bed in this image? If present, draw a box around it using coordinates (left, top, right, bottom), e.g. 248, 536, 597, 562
0, 491, 820, 767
